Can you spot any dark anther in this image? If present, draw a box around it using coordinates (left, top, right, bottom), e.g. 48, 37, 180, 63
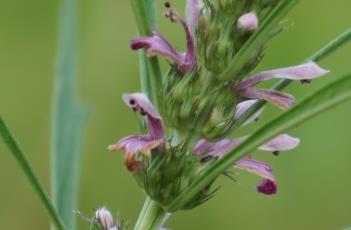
201, 155, 217, 163
164, 1, 171, 8
301, 79, 312, 84
129, 99, 136, 105
140, 108, 147, 116
272, 151, 280, 156
132, 107, 137, 112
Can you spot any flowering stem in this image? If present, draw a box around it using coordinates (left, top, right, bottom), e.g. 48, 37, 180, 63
218, 0, 299, 81
224, 27, 351, 134
134, 197, 170, 230
0, 116, 66, 230
130, 0, 162, 109
165, 72, 351, 212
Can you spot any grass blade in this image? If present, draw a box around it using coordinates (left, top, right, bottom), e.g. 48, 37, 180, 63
0, 116, 66, 230
51, 0, 87, 228
166, 72, 351, 211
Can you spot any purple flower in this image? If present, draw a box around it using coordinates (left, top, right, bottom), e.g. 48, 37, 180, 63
235, 99, 264, 125
130, 1, 199, 73
234, 62, 329, 110
194, 134, 300, 195
237, 11, 259, 31
95, 207, 117, 230
108, 93, 164, 173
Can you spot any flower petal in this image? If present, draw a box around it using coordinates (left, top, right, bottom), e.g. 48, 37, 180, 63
186, 0, 203, 36
235, 158, 275, 181
259, 134, 300, 152
237, 62, 329, 89
256, 179, 277, 195
131, 31, 185, 68
122, 93, 163, 139
235, 99, 264, 125
237, 11, 259, 31
109, 93, 164, 159
108, 135, 162, 156
242, 88, 295, 110
194, 138, 244, 157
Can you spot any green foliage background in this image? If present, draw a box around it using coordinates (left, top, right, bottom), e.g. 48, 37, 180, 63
1, 0, 351, 229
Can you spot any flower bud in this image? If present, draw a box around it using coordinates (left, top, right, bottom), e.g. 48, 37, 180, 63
237, 12, 259, 31
95, 207, 117, 230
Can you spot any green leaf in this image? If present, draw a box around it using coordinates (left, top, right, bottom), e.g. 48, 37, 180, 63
166, 72, 351, 212
0, 117, 66, 230
218, 0, 300, 81
51, 0, 87, 229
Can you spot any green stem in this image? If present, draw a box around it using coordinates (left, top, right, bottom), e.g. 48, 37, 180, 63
218, 0, 299, 81
134, 197, 170, 230
226, 27, 351, 134
130, 0, 162, 109
0, 116, 66, 230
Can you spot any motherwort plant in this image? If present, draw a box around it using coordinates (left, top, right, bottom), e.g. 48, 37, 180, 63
1, 0, 351, 230
105, 0, 349, 229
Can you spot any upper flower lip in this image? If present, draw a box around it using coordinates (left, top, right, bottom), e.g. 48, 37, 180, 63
130, 2, 198, 73
234, 62, 329, 110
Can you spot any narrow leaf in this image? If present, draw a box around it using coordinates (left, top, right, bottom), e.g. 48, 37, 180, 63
0, 116, 66, 230
51, 0, 87, 228
166, 72, 351, 211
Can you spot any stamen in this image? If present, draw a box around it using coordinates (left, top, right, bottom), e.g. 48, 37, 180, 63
301, 79, 312, 84
129, 99, 136, 105
272, 151, 280, 156
140, 108, 147, 116
164, 1, 171, 8
201, 155, 218, 163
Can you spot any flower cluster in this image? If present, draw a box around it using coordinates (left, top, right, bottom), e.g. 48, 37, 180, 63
109, 0, 329, 209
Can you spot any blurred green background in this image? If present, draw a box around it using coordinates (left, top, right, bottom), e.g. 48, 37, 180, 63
1, 0, 351, 229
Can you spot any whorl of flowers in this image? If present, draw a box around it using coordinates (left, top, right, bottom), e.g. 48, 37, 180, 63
109, 0, 329, 209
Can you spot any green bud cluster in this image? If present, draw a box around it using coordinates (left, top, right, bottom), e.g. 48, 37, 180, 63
133, 143, 217, 210
162, 66, 238, 141
197, 0, 280, 75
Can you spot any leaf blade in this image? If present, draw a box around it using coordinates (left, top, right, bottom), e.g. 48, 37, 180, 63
0, 117, 66, 230
51, 0, 87, 228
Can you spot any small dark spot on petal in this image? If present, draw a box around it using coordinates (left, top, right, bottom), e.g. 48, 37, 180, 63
301, 79, 312, 84
201, 155, 217, 163
272, 151, 280, 156
129, 99, 136, 105
140, 108, 147, 116
164, 1, 171, 8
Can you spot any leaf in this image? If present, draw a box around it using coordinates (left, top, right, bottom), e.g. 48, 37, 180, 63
51, 0, 87, 229
0, 116, 66, 230
166, 72, 351, 212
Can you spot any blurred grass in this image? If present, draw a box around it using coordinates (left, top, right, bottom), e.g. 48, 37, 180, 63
1, 0, 351, 229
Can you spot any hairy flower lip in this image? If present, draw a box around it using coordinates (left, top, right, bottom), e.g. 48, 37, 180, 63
109, 93, 164, 173
130, 1, 198, 73
194, 134, 299, 195
234, 62, 329, 109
